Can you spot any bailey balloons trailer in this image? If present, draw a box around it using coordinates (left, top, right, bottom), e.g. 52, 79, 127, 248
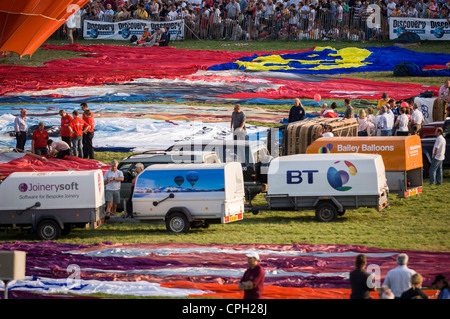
0, 170, 105, 240
131, 162, 245, 233
246, 153, 389, 222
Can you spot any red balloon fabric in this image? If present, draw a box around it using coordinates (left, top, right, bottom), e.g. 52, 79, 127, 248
0, 44, 439, 100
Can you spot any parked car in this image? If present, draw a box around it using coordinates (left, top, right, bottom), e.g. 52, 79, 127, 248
166, 139, 273, 200
117, 151, 220, 209
421, 125, 450, 177
419, 119, 450, 138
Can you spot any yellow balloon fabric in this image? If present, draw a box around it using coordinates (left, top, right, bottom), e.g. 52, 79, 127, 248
235, 47, 373, 72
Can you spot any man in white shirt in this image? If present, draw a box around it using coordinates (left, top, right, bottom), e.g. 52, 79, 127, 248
386, 0, 396, 17
429, 127, 446, 185
410, 103, 424, 135
104, 159, 124, 216
14, 108, 28, 152
382, 253, 416, 298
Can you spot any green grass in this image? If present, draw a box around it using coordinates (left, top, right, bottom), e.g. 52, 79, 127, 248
0, 176, 448, 252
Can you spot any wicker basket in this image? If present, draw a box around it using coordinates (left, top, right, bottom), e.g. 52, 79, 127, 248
432, 98, 446, 122
285, 118, 358, 154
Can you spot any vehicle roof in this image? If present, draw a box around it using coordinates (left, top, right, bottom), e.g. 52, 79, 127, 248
120, 151, 218, 163
168, 139, 268, 150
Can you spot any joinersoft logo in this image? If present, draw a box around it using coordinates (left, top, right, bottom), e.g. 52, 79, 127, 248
18, 183, 28, 192
327, 160, 357, 191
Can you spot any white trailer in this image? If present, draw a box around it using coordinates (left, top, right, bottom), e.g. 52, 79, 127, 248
247, 153, 389, 222
0, 170, 105, 240
132, 162, 245, 232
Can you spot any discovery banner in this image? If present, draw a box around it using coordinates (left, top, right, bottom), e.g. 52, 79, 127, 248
83, 19, 185, 41
389, 17, 450, 41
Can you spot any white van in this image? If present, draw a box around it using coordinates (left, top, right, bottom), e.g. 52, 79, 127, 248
132, 162, 245, 232
248, 153, 389, 222
0, 170, 105, 240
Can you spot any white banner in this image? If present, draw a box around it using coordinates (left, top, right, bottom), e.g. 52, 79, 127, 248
414, 97, 435, 124
389, 17, 450, 41
83, 19, 184, 41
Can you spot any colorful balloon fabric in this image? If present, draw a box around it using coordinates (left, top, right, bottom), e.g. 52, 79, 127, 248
208, 46, 450, 75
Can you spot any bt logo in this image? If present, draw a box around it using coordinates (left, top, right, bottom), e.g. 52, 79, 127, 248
327, 160, 357, 191
286, 170, 319, 184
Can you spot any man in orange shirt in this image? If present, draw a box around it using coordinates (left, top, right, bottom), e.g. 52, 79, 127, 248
31, 122, 49, 155
81, 103, 95, 159
59, 109, 73, 146
69, 110, 91, 158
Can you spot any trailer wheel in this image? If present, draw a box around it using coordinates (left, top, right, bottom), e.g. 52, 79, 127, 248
315, 203, 338, 222
166, 212, 190, 233
37, 220, 61, 240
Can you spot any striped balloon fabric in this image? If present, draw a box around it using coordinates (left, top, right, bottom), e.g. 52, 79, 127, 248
0, 241, 447, 299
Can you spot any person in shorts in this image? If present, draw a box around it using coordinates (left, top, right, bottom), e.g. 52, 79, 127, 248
104, 159, 124, 217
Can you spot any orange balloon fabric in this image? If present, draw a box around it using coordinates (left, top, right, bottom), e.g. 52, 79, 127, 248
0, 0, 89, 57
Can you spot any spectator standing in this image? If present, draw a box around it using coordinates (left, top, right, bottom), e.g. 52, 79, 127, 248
437, 79, 450, 117
239, 252, 265, 299
231, 104, 247, 140
343, 98, 354, 119
394, 107, 409, 136
59, 109, 73, 146
104, 159, 124, 217
288, 98, 306, 123
81, 103, 95, 159
382, 253, 416, 298
349, 254, 376, 299
66, 13, 77, 44
103, 3, 115, 21
226, 0, 241, 19
377, 92, 389, 110
69, 110, 91, 158
31, 122, 49, 155
429, 127, 446, 186
432, 275, 450, 299
400, 273, 429, 299
357, 109, 372, 136
377, 106, 392, 136
410, 103, 424, 135
14, 108, 28, 152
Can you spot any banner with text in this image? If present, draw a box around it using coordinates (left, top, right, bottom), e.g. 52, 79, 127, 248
83, 19, 185, 41
389, 17, 450, 41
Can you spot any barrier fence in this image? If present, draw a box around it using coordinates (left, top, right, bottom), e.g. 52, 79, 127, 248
53, 5, 449, 42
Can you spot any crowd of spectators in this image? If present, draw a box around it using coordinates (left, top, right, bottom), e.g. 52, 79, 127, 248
77, 0, 450, 41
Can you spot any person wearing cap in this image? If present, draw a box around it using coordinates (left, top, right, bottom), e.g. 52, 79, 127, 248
382, 253, 416, 298
432, 274, 449, 299
377, 93, 389, 110
238, 252, 265, 299
138, 25, 152, 43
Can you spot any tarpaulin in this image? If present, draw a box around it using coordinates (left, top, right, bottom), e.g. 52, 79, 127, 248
0, 152, 110, 178
0, 241, 447, 299
208, 46, 450, 75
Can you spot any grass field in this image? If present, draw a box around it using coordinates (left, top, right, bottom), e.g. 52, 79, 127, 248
0, 39, 449, 253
